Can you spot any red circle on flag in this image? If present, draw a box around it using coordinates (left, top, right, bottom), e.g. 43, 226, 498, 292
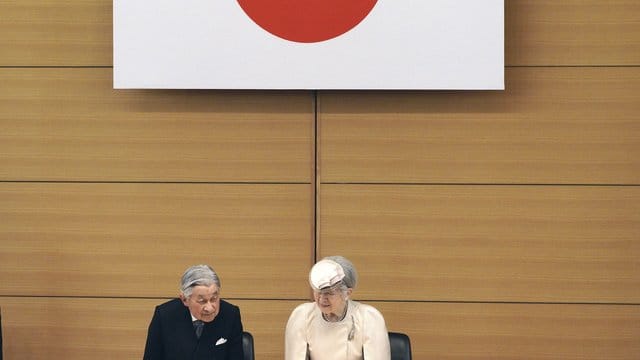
237, 0, 378, 43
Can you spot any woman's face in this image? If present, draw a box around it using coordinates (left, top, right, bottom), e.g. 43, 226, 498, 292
313, 285, 352, 319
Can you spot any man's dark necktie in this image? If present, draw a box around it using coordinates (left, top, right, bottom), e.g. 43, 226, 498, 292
193, 320, 204, 339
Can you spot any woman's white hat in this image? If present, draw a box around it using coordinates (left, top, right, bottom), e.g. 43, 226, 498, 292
309, 259, 345, 291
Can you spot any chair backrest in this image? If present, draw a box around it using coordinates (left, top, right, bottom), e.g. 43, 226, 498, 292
0, 307, 3, 360
242, 331, 254, 360
389, 332, 412, 360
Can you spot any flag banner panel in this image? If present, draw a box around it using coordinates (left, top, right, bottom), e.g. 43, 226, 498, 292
113, 0, 504, 90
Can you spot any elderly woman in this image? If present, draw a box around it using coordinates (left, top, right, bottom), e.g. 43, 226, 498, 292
285, 256, 391, 360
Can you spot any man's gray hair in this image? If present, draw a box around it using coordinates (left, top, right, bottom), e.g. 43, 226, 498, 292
324, 255, 358, 290
180, 264, 220, 298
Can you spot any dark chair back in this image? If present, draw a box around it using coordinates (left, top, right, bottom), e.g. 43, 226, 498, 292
0, 307, 3, 360
389, 332, 412, 360
242, 331, 254, 360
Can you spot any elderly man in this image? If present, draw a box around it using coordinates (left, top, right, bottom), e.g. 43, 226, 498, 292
143, 264, 244, 360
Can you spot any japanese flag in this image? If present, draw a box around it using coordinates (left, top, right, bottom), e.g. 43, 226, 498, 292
114, 0, 504, 90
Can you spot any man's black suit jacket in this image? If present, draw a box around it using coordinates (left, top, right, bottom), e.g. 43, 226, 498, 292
143, 298, 244, 360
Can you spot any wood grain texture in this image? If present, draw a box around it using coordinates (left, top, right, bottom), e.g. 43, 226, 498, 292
318, 67, 640, 184
2, 1, 638, 66
0, 297, 154, 359
237, 299, 300, 360
0, 297, 300, 360
375, 301, 640, 360
2, 298, 637, 360
1, 1, 639, 359
0, 0, 112, 66
319, 184, 640, 303
506, 0, 640, 66
0, 68, 313, 182
0, 183, 312, 298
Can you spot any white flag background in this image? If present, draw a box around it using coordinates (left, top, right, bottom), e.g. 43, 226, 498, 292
113, 0, 504, 90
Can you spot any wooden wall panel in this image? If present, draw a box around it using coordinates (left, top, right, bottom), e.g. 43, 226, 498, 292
0, 0, 112, 66
318, 67, 640, 184
0, 298, 154, 360
236, 299, 300, 360
0, 183, 312, 298
0, 297, 299, 360
319, 184, 640, 303
506, 0, 640, 66
0, 68, 313, 182
2, 298, 637, 360
1, 0, 638, 358
375, 302, 640, 360
3, 1, 639, 67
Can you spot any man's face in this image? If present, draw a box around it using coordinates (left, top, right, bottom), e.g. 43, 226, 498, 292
181, 284, 220, 323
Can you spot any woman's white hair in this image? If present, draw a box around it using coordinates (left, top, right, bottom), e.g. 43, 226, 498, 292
323, 255, 358, 290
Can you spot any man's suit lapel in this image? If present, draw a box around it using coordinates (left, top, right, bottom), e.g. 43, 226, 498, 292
176, 307, 200, 357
